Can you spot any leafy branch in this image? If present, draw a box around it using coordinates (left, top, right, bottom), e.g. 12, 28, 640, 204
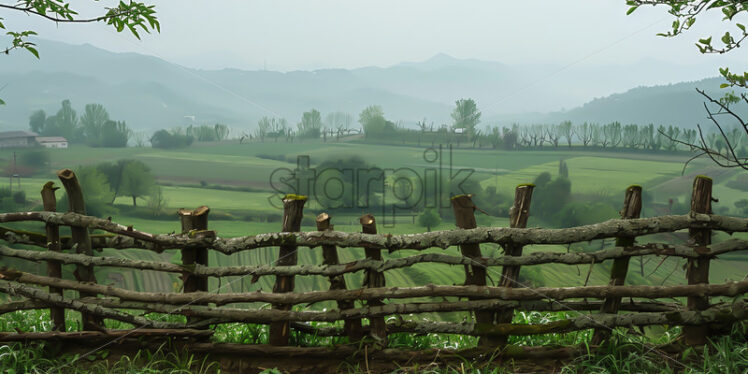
0, 1, 158, 57
626, 0, 748, 88
0, 0, 158, 104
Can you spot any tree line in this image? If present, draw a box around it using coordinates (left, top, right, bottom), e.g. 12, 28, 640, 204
249, 109, 357, 143
29, 100, 131, 147
150, 124, 230, 149
243, 99, 747, 157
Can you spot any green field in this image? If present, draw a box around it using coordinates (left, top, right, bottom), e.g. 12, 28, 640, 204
3, 140, 746, 296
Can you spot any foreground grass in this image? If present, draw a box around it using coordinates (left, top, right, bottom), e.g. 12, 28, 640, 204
1, 308, 746, 373
0, 341, 220, 374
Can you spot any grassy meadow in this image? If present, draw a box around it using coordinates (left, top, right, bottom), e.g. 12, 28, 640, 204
4, 140, 746, 295
2, 139, 747, 373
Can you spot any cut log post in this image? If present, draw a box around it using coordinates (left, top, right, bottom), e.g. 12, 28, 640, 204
360, 213, 387, 345
451, 194, 493, 346
317, 212, 363, 341
269, 194, 306, 346
179, 206, 210, 328
494, 184, 534, 345
41, 181, 65, 332
591, 185, 642, 345
57, 168, 103, 331
682, 176, 713, 345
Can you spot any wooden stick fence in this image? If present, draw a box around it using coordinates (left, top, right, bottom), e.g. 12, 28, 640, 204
0, 170, 747, 362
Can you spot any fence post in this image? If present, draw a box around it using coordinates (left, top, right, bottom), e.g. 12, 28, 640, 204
494, 184, 534, 345
682, 176, 713, 345
451, 194, 493, 346
179, 205, 210, 329
317, 212, 363, 341
591, 185, 642, 345
179, 206, 210, 294
57, 169, 103, 331
269, 194, 306, 346
41, 181, 65, 332
360, 213, 387, 345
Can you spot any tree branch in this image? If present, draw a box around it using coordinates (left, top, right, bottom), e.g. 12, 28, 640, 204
3, 268, 746, 308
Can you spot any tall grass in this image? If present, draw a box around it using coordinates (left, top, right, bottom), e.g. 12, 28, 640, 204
1, 308, 745, 373
0, 341, 219, 374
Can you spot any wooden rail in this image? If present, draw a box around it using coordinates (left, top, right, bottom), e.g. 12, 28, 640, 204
0, 171, 746, 360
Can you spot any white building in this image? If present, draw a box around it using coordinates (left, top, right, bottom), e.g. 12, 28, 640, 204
36, 136, 68, 149
0, 131, 38, 148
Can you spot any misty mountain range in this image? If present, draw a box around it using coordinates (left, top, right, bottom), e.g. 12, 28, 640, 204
0, 39, 744, 132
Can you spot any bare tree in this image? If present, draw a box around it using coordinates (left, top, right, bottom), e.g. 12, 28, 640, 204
518, 126, 532, 147
604, 122, 623, 148
622, 124, 640, 149
529, 124, 546, 147
574, 122, 593, 147
558, 121, 573, 148
545, 124, 560, 147
663, 125, 681, 151
590, 123, 603, 147
664, 89, 748, 170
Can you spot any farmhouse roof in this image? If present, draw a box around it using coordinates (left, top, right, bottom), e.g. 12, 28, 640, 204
0, 131, 38, 139
36, 136, 68, 142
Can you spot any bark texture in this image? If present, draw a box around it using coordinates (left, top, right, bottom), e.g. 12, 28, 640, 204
1, 240, 744, 279
1, 211, 747, 253
591, 185, 642, 344
4, 269, 746, 307
57, 168, 103, 330
270, 195, 306, 346
683, 176, 713, 345
451, 194, 493, 346
495, 185, 534, 345
361, 213, 387, 344
317, 213, 362, 341
41, 181, 65, 331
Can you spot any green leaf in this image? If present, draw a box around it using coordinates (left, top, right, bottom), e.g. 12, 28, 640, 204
25, 46, 39, 59
721, 32, 732, 45
698, 37, 712, 45
626, 6, 638, 15
720, 83, 730, 88
682, 347, 694, 360
737, 23, 746, 33
0, 98, 5, 106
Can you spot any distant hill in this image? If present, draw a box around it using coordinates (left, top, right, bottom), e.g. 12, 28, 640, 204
0, 39, 743, 132
523, 78, 748, 127
0, 40, 454, 131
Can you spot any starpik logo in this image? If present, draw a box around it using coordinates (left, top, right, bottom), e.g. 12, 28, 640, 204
267, 145, 475, 227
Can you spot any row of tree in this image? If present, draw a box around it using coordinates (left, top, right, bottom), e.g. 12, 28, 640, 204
244, 99, 746, 157
29, 100, 131, 147
252, 110, 357, 142
149, 123, 229, 149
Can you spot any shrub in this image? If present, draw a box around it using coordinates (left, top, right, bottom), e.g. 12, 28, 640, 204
18, 149, 50, 168
150, 129, 194, 149
417, 208, 441, 231
12, 191, 26, 205
557, 201, 618, 228
0, 197, 17, 212
726, 174, 748, 192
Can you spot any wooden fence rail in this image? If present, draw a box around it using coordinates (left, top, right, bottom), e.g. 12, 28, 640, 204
0, 170, 746, 363
2, 212, 748, 253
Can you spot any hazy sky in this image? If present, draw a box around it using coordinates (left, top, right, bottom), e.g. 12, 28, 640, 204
0, 0, 748, 71
2, 0, 746, 72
